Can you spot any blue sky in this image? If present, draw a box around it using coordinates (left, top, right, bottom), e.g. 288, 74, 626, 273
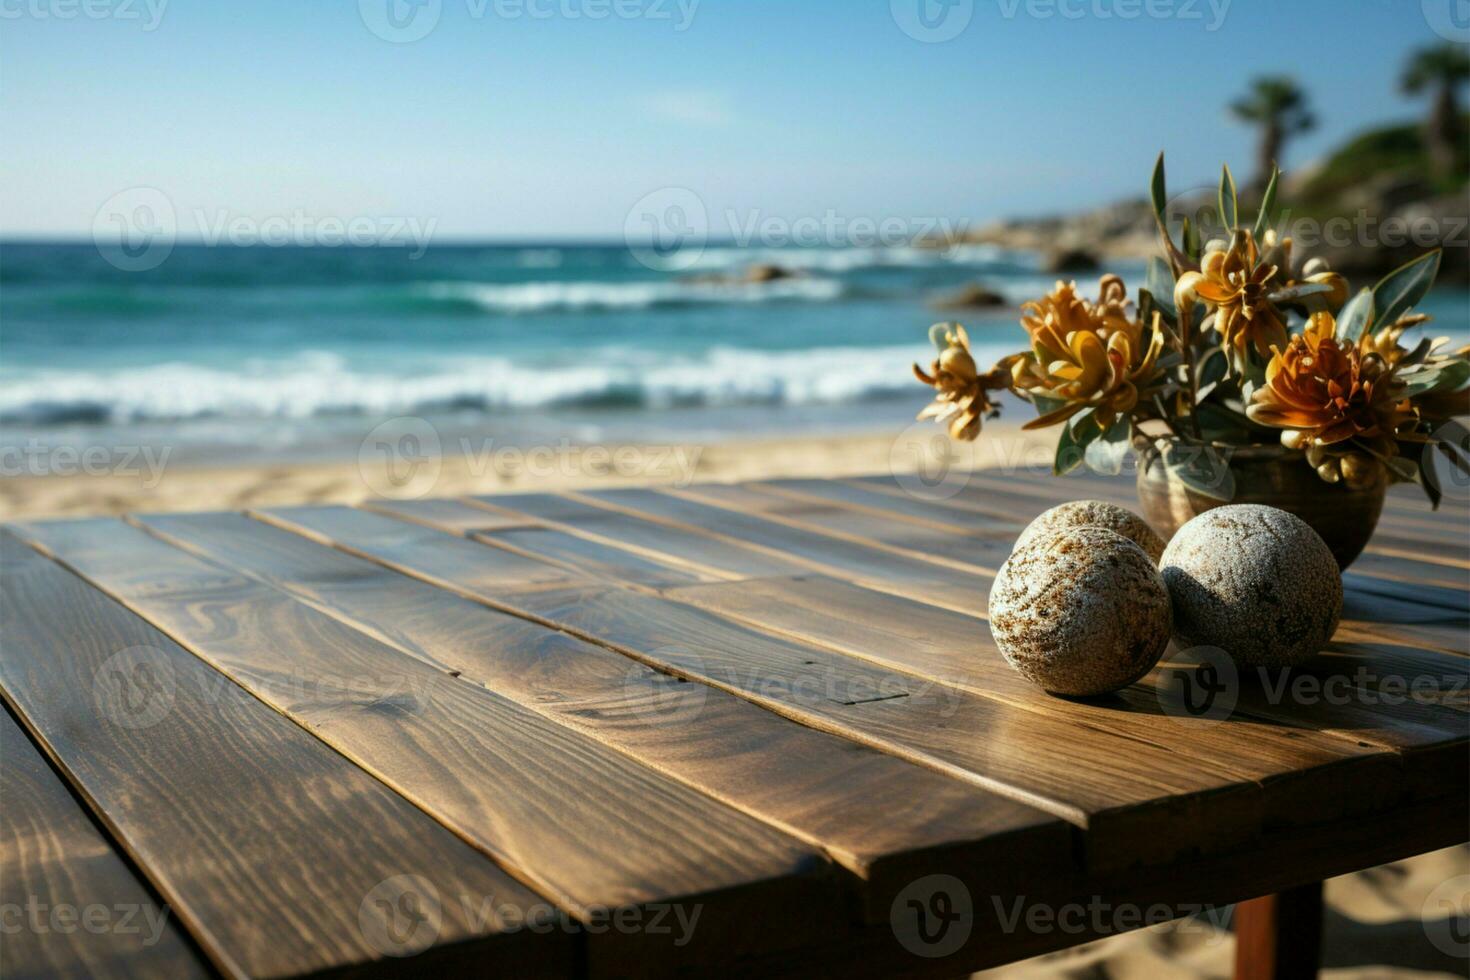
1, 0, 1457, 239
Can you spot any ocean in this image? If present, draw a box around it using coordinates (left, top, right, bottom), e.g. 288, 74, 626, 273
3, 241, 1466, 467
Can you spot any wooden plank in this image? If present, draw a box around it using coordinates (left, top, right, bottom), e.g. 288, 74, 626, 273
568, 488, 992, 615
841, 473, 1470, 652
363, 497, 535, 534
133, 510, 1075, 923
13, 519, 833, 973
670, 482, 1014, 574
482, 527, 709, 588
0, 707, 208, 980
256, 504, 1330, 872
759, 477, 1026, 536
662, 574, 1466, 745
660, 573, 1468, 813
0, 531, 566, 979
468, 493, 810, 580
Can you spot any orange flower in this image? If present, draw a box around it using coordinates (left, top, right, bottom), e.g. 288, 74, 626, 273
913, 324, 1011, 441
1175, 229, 1288, 365
1246, 312, 1415, 485
1011, 276, 1164, 431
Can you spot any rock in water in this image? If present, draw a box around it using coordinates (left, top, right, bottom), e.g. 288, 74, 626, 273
930, 283, 1007, 310
990, 526, 1172, 696
1160, 504, 1342, 667
1043, 247, 1100, 273
1013, 499, 1165, 563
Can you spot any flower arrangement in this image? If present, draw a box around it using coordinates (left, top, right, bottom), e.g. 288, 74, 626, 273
913, 155, 1470, 506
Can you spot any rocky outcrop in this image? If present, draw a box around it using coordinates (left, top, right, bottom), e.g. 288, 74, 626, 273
930, 283, 1007, 310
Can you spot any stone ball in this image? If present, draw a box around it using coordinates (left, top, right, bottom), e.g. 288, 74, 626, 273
1013, 499, 1166, 563
1160, 504, 1342, 667
990, 526, 1173, 696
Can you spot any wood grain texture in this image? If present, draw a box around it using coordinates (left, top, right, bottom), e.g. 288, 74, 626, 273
13, 518, 833, 974
469, 493, 810, 580
669, 482, 1014, 573
256, 504, 1337, 871
819, 473, 1470, 654
567, 488, 993, 615
133, 509, 1074, 922
0, 531, 565, 980
0, 707, 207, 980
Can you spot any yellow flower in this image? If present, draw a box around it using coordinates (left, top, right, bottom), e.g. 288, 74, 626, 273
1246, 311, 1415, 486
1175, 229, 1288, 365
1011, 276, 1164, 431
913, 324, 1011, 441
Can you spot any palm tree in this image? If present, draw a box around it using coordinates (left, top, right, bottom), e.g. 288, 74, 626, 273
1229, 77, 1316, 191
1402, 43, 1470, 179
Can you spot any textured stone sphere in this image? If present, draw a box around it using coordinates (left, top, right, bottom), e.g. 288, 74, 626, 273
1160, 504, 1342, 667
990, 526, 1173, 696
1013, 499, 1166, 563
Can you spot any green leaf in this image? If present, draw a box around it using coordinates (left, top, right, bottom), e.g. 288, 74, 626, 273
1146, 258, 1177, 320
1400, 358, 1470, 398
1371, 250, 1441, 331
1053, 423, 1085, 476
1266, 281, 1337, 305
1084, 418, 1131, 476
1335, 288, 1374, 341
1420, 451, 1443, 510
1218, 164, 1238, 232
1183, 216, 1200, 262
1384, 455, 1419, 482
1251, 164, 1279, 241
1163, 442, 1236, 501
1150, 152, 1168, 227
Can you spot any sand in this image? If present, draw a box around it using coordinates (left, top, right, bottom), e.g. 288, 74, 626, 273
1, 423, 1464, 977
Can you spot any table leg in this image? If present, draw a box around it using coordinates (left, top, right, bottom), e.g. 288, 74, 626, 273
1233, 881, 1324, 980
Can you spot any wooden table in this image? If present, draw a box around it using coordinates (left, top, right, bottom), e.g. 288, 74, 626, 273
4, 471, 1466, 979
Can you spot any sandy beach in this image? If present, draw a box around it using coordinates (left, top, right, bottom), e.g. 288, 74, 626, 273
3, 425, 1464, 978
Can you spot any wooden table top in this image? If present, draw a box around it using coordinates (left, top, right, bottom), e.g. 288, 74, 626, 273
4, 470, 1466, 979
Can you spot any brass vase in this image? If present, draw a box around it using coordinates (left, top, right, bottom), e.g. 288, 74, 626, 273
1135, 442, 1387, 570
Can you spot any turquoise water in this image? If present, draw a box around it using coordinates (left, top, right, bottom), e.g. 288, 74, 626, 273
3, 242, 1466, 462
